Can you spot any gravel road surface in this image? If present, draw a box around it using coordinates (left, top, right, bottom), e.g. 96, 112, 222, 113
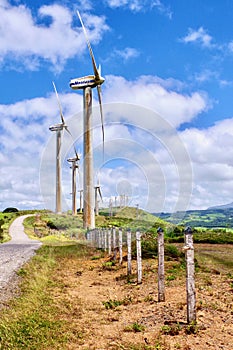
0, 215, 42, 308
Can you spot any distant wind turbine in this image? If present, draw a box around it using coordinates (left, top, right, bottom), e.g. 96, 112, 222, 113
49, 81, 72, 214
94, 176, 103, 216
70, 11, 105, 229
67, 148, 80, 216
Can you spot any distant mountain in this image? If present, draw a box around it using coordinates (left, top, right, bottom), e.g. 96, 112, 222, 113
154, 206, 233, 228
208, 202, 233, 210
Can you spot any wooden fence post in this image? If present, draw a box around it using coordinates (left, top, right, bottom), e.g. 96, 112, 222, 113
127, 229, 132, 275
119, 228, 123, 264
104, 229, 107, 251
136, 231, 142, 284
108, 228, 112, 255
112, 226, 117, 261
157, 227, 165, 302
184, 226, 196, 324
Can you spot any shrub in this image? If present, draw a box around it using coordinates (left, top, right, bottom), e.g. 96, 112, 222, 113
3, 207, 19, 213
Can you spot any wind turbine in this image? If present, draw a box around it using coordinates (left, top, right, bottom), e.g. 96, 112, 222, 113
67, 148, 80, 216
70, 11, 105, 229
94, 176, 103, 216
49, 82, 72, 214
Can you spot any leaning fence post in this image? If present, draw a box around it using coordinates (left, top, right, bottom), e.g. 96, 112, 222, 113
127, 229, 132, 275
157, 227, 165, 302
119, 228, 123, 264
184, 226, 196, 324
136, 231, 142, 284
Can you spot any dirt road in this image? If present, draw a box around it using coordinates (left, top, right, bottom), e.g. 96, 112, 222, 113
0, 215, 41, 308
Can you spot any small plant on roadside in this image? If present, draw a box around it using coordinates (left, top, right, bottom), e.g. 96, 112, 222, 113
17, 268, 27, 277
185, 321, 199, 334
166, 274, 176, 281
102, 261, 115, 270
124, 322, 145, 333
102, 299, 123, 309
102, 296, 132, 309
144, 294, 154, 302
161, 322, 181, 336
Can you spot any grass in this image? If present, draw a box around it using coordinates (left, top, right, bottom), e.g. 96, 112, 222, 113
0, 243, 93, 349
195, 244, 233, 273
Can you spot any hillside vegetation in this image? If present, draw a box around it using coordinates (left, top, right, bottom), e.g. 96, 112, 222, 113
158, 207, 233, 228
1, 206, 233, 245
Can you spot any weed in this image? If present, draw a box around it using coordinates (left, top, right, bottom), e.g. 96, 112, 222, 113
166, 274, 176, 281
16, 268, 27, 277
161, 322, 181, 336
102, 299, 123, 309
144, 294, 154, 302
124, 322, 145, 333
91, 255, 102, 260
185, 321, 199, 334
102, 261, 115, 270
102, 296, 132, 309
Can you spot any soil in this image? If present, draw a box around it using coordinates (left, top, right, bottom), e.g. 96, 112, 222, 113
52, 245, 233, 350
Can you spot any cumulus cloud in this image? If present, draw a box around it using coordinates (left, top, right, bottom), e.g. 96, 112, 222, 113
181, 27, 214, 48
180, 118, 233, 209
0, 1, 108, 71
103, 75, 209, 127
0, 72, 231, 212
0, 90, 83, 210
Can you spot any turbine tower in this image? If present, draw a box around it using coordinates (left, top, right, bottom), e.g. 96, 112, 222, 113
67, 149, 80, 216
50, 82, 72, 214
94, 177, 103, 216
78, 189, 83, 213
70, 11, 105, 229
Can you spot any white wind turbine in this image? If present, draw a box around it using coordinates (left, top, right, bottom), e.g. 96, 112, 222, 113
49, 82, 72, 214
70, 11, 105, 229
67, 148, 80, 216
94, 176, 103, 216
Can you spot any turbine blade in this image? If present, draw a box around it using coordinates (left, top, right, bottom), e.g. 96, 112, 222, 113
97, 85, 105, 155
52, 81, 65, 125
77, 166, 81, 189
98, 64, 101, 76
97, 172, 101, 187
64, 125, 72, 138
77, 11, 100, 80
74, 145, 80, 161
98, 187, 103, 202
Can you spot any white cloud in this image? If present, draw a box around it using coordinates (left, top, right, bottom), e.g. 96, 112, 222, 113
181, 27, 213, 48
180, 118, 233, 209
113, 47, 140, 61
0, 90, 83, 211
0, 73, 232, 213
103, 75, 209, 127
104, 0, 172, 17
0, 1, 109, 71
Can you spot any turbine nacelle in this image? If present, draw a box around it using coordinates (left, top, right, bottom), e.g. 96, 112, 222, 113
49, 124, 64, 132
67, 155, 80, 162
69, 74, 105, 90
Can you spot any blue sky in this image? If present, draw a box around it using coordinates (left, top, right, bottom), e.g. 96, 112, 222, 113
1, 0, 233, 213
